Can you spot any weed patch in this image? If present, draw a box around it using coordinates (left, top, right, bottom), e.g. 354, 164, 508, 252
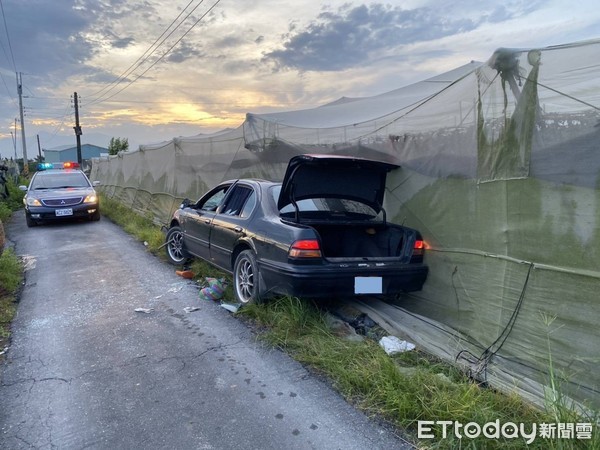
0, 248, 23, 346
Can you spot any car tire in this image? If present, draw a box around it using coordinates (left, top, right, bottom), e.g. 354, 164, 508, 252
91, 210, 101, 221
25, 213, 37, 228
165, 225, 189, 265
233, 250, 262, 305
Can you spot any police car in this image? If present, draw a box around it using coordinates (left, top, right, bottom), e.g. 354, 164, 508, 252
19, 162, 101, 227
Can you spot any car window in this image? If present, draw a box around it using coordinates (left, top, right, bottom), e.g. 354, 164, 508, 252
199, 186, 228, 211
221, 186, 253, 216
30, 171, 90, 190
271, 185, 377, 216
239, 190, 256, 218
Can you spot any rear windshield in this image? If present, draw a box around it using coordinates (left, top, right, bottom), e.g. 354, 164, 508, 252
271, 186, 378, 218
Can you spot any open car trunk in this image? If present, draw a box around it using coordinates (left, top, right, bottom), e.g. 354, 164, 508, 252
310, 223, 418, 263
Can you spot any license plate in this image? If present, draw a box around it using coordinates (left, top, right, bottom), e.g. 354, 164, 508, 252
55, 208, 73, 216
354, 276, 382, 294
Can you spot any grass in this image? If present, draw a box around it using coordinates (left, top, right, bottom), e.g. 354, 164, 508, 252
0, 175, 26, 348
0, 248, 22, 342
84, 194, 600, 447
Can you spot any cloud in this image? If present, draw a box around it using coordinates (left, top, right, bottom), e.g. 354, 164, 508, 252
166, 41, 204, 63
262, 2, 544, 71
3, 0, 96, 77
112, 37, 136, 49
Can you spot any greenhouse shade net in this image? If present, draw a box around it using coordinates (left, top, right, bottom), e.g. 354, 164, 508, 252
91, 38, 600, 412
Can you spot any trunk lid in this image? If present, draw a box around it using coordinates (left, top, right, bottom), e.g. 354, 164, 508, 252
277, 154, 399, 213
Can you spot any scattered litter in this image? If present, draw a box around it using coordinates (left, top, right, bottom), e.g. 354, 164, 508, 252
379, 336, 415, 355
154, 295, 163, 299
199, 277, 227, 302
20, 255, 37, 271
143, 241, 148, 247
184, 306, 201, 313
176, 270, 194, 279
220, 303, 241, 313
0, 346, 8, 356
134, 308, 154, 314
167, 282, 188, 293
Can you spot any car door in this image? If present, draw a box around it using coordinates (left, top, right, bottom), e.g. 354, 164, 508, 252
183, 184, 230, 260
209, 184, 256, 270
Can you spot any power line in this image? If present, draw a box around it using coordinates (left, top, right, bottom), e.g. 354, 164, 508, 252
86, 0, 210, 105
0, 0, 16, 72
87, 0, 221, 107
0, 0, 17, 106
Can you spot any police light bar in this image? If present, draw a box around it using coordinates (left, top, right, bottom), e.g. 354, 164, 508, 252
37, 162, 54, 170
62, 161, 80, 169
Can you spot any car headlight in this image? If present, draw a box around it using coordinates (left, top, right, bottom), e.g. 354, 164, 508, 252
26, 197, 42, 207
83, 194, 98, 204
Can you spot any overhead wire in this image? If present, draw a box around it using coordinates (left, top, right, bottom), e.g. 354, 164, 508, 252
0, 0, 16, 72
86, 0, 217, 107
86, 0, 200, 101
0, 0, 17, 105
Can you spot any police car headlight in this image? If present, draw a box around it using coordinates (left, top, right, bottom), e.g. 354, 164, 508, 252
83, 194, 98, 204
26, 197, 42, 207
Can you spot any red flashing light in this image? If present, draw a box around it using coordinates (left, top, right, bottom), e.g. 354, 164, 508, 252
414, 240, 425, 250
63, 161, 80, 169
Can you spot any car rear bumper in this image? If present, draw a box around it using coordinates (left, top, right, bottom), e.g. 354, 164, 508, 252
259, 259, 428, 298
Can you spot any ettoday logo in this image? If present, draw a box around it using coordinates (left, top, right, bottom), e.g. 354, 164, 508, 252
418, 420, 594, 444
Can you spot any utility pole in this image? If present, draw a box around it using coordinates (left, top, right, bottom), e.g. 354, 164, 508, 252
36, 134, 42, 161
10, 131, 16, 161
11, 119, 17, 161
16, 73, 28, 175
73, 92, 83, 164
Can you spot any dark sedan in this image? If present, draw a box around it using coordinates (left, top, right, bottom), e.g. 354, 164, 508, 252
165, 154, 428, 304
19, 163, 101, 227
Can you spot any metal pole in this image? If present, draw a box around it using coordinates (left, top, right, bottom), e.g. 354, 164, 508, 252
16, 73, 28, 175
73, 92, 83, 164
37, 134, 42, 161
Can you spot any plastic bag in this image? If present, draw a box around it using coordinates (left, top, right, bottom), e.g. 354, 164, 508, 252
199, 277, 227, 301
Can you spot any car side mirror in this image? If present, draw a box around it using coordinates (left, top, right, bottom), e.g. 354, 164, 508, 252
93, 180, 101, 186
18, 185, 27, 191
180, 198, 191, 209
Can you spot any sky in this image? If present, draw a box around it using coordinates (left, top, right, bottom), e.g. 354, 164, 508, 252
0, 0, 599, 159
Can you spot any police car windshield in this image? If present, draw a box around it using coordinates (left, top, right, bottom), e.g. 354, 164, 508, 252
31, 171, 90, 190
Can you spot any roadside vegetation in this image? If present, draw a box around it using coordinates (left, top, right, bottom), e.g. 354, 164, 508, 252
0, 174, 25, 355
99, 194, 600, 448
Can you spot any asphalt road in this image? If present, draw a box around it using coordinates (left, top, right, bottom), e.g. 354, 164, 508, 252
0, 210, 411, 450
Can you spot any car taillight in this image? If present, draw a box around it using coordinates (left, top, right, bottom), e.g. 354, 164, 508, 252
412, 239, 425, 259
289, 239, 322, 258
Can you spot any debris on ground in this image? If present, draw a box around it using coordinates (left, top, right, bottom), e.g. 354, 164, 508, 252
199, 277, 227, 301
167, 282, 189, 293
220, 303, 241, 313
330, 305, 387, 339
176, 270, 194, 279
379, 336, 415, 355
134, 308, 154, 314
324, 312, 364, 342
183, 306, 201, 313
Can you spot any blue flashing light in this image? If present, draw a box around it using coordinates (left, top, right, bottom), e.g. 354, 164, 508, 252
37, 162, 54, 170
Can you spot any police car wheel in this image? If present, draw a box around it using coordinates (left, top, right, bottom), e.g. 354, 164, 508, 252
25, 213, 37, 228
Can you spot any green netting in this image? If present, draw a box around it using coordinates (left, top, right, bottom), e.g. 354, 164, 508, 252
91, 39, 600, 411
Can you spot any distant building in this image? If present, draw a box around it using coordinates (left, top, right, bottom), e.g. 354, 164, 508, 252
43, 144, 107, 163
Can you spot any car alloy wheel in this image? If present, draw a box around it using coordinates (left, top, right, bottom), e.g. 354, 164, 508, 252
234, 250, 260, 304
166, 226, 186, 265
